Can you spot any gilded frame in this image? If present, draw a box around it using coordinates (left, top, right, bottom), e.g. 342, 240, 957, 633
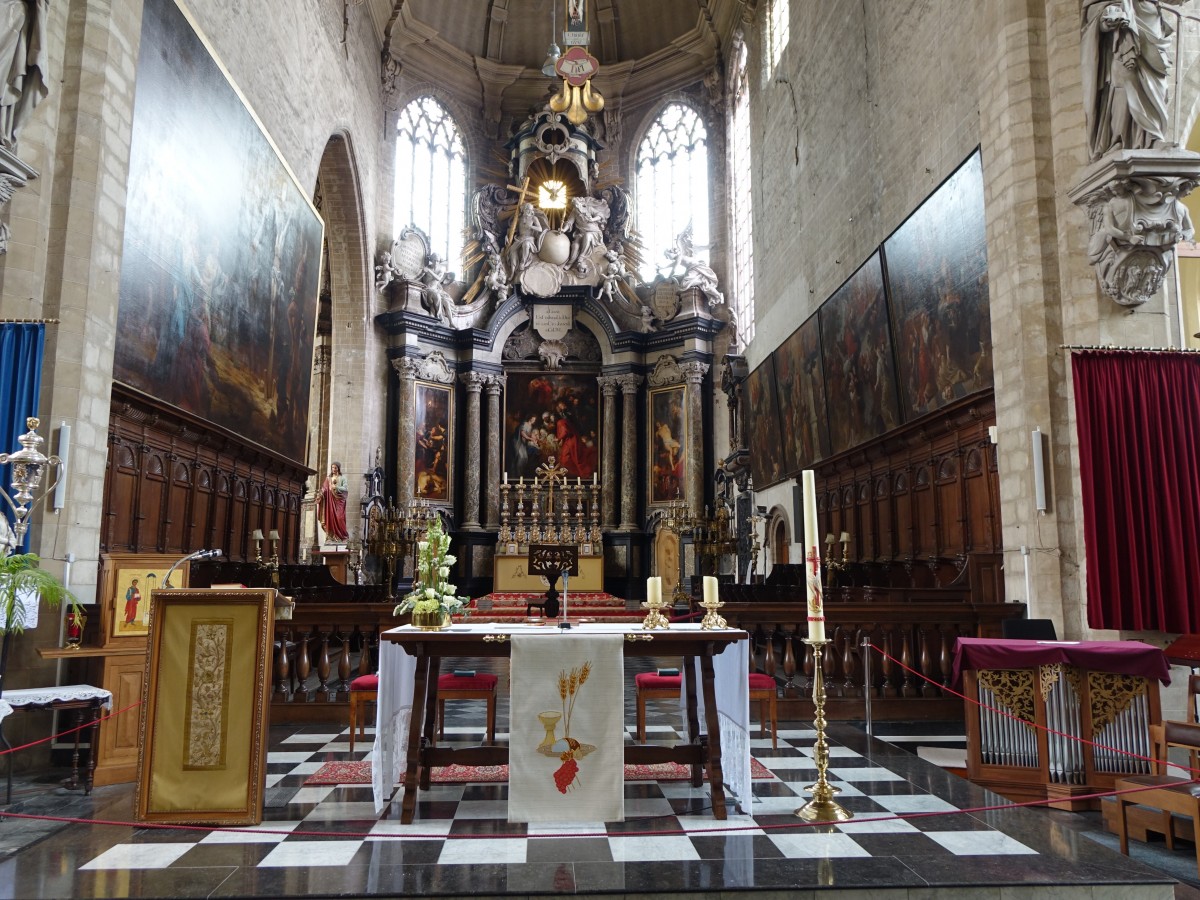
135, 588, 274, 826
648, 384, 687, 505
98, 552, 189, 647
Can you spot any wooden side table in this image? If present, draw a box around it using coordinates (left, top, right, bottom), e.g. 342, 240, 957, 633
0, 685, 113, 804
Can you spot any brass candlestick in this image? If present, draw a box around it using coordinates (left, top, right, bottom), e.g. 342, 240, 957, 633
641, 595, 670, 630
795, 639, 853, 822
699, 596, 726, 630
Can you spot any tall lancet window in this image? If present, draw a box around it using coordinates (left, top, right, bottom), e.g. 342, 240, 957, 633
394, 97, 467, 268
730, 38, 755, 345
635, 102, 710, 281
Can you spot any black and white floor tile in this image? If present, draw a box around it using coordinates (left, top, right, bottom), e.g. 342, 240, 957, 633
0, 670, 1184, 898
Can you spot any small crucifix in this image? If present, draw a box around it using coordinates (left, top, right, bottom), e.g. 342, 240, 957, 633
806, 544, 821, 578
535, 455, 569, 516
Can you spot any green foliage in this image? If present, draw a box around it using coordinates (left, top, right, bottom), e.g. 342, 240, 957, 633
0, 553, 83, 635
393, 517, 470, 619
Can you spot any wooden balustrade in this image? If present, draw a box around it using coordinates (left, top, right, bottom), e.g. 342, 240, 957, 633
724, 600, 1024, 722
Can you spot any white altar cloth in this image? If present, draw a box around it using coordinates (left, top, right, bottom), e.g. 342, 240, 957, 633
371, 623, 750, 816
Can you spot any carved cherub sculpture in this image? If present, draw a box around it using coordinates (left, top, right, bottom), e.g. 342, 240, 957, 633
599, 247, 627, 303
484, 247, 510, 300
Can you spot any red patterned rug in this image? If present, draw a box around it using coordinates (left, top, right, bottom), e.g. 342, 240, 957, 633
304, 757, 773, 786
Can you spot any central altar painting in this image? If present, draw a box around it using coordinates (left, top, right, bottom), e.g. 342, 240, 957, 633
504, 372, 600, 482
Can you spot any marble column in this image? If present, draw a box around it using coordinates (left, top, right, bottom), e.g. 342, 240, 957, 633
617, 374, 642, 530
392, 358, 418, 503
460, 372, 487, 529
484, 374, 506, 527
681, 362, 709, 518
597, 375, 620, 528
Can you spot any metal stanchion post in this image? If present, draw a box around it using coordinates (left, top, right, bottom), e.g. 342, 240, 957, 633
861, 636, 873, 739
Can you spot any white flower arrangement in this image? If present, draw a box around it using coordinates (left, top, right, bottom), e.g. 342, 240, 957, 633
393, 516, 470, 619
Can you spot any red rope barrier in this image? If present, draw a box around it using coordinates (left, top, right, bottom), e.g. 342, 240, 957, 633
0, 700, 143, 756
866, 643, 1199, 774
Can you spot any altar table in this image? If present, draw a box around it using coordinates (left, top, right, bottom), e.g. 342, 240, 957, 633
954, 638, 1170, 808
372, 623, 750, 823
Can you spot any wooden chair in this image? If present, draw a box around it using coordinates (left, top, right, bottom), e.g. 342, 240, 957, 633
634, 671, 682, 743
635, 670, 777, 749
347, 673, 379, 752
436, 672, 498, 744
748, 671, 779, 749
1116, 719, 1200, 877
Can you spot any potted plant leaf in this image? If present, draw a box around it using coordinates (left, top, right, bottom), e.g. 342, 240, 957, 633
393, 517, 469, 630
0, 552, 84, 694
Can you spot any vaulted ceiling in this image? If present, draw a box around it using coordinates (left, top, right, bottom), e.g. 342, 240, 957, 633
366, 0, 751, 131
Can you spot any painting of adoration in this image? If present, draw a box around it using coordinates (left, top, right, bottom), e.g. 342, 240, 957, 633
819, 253, 902, 455
649, 385, 686, 504
745, 358, 786, 489
113, 0, 322, 463
504, 373, 600, 482
414, 383, 452, 502
773, 314, 830, 475
883, 150, 992, 420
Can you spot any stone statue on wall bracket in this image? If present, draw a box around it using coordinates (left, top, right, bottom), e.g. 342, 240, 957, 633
665, 224, 724, 307
0, 0, 47, 152
1070, 150, 1200, 306
419, 252, 457, 324
1081, 0, 1183, 162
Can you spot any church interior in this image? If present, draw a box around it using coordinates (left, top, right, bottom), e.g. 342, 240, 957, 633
5, 0, 1200, 897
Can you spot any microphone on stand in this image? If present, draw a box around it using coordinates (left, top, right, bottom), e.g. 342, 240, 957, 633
163, 548, 223, 588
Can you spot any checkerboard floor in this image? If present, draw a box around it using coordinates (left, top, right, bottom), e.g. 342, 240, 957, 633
0, 663, 1180, 898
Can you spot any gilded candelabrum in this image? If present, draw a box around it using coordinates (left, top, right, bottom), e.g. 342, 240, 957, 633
366, 499, 433, 594
694, 503, 737, 576
641, 594, 670, 629
794, 639, 853, 823
660, 497, 693, 609
699, 594, 726, 630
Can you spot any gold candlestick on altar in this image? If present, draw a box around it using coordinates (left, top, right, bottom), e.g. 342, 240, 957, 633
641, 576, 670, 629
794, 639, 853, 823
699, 575, 726, 630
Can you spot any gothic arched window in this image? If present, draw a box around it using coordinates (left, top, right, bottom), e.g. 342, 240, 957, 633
394, 97, 467, 268
635, 102, 710, 281
730, 38, 755, 345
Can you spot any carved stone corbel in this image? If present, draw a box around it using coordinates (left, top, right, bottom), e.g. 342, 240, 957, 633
1069, 150, 1200, 307
0, 149, 37, 255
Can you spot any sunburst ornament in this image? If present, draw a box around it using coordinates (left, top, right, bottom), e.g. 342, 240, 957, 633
538, 179, 568, 210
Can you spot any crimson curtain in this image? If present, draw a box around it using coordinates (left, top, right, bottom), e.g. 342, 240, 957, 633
1073, 350, 1200, 632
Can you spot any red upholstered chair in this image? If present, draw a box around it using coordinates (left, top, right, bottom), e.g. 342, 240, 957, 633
748, 672, 778, 749
436, 672, 498, 744
348, 673, 379, 752
634, 672, 682, 743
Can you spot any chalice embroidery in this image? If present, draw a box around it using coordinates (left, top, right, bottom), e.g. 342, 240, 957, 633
537, 660, 597, 793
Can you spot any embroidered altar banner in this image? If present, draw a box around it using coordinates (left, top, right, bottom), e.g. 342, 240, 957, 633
509, 633, 625, 823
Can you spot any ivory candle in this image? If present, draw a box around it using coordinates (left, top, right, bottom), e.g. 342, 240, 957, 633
801, 469, 825, 642
646, 576, 662, 605
702, 575, 718, 606
503, 471, 508, 485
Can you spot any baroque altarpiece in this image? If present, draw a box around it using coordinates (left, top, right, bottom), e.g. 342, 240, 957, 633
374, 104, 736, 599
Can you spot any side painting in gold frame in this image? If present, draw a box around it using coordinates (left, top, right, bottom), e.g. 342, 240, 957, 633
99, 553, 189, 646
649, 384, 687, 505
134, 589, 274, 826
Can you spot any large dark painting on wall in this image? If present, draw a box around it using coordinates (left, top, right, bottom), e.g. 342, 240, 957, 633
883, 150, 992, 420
745, 358, 787, 488
504, 372, 600, 482
819, 253, 902, 455
414, 382, 452, 502
113, 0, 322, 463
773, 314, 830, 475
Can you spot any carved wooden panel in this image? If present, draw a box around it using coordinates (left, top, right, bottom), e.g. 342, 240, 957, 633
816, 394, 1000, 596
103, 385, 310, 561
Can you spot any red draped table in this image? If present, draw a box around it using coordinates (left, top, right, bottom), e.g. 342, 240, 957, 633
954, 637, 1170, 809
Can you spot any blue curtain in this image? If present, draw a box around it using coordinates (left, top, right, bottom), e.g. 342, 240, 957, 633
0, 323, 45, 553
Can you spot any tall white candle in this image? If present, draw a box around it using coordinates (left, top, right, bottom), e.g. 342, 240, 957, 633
703, 575, 718, 605
802, 470, 825, 642
503, 471, 508, 485
646, 576, 662, 605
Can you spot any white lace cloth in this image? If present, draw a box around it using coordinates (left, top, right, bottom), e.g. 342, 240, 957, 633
0, 685, 112, 724
371, 623, 750, 815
